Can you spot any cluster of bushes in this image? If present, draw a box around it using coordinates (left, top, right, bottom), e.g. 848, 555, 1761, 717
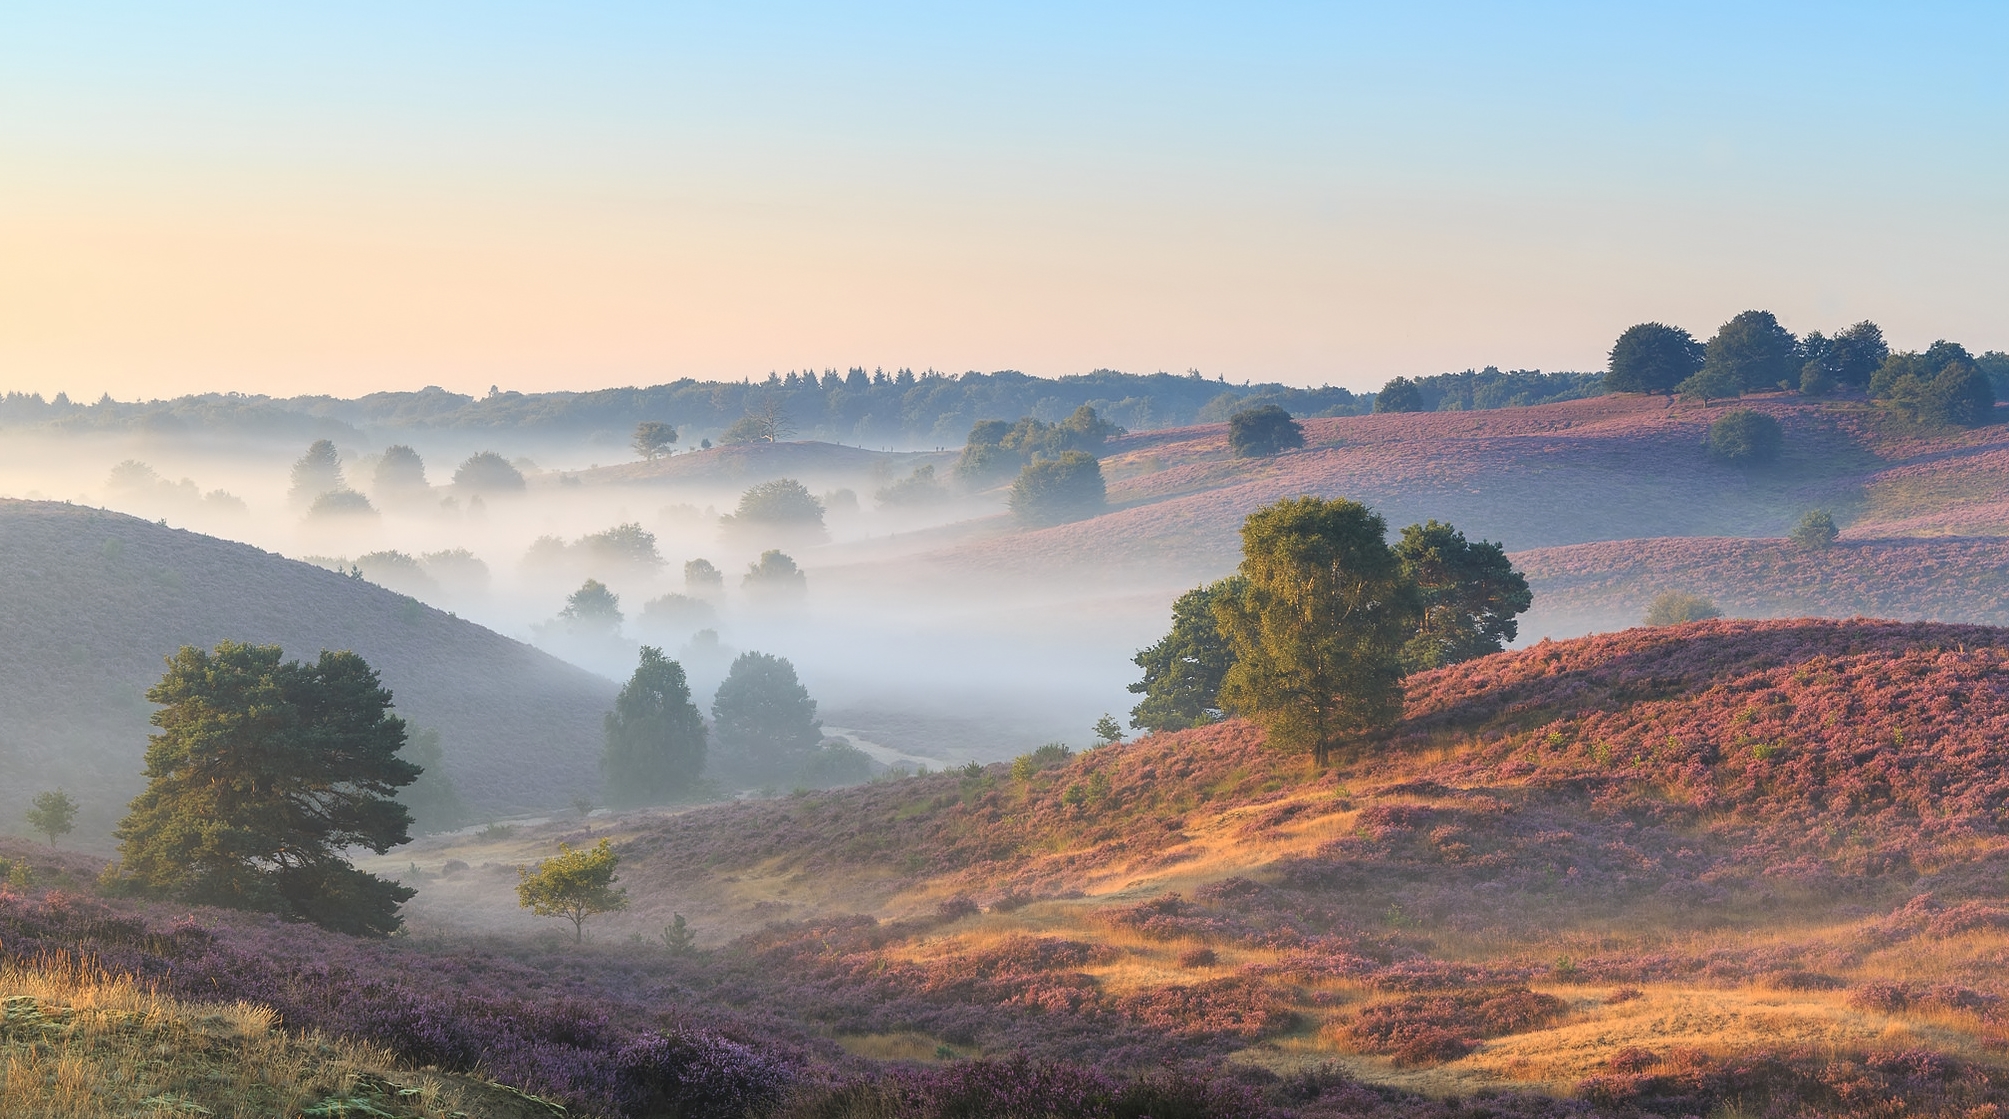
1372, 367, 1605, 414
287, 440, 530, 519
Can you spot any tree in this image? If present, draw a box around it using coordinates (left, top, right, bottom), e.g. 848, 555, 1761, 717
1800, 322, 1888, 394
1092, 714, 1123, 745
1674, 363, 1745, 403
1128, 578, 1242, 733
711, 652, 822, 777
1374, 377, 1425, 413
110, 642, 419, 937
741, 549, 807, 597
1699, 310, 1800, 393
288, 439, 345, 507
372, 445, 429, 497
1214, 497, 1420, 767
517, 839, 628, 943
1228, 405, 1306, 457
1790, 510, 1839, 550
1707, 409, 1784, 465
1874, 344, 1995, 426
398, 727, 469, 834
633, 421, 679, 460
26, 790, 77, 848
453, 451, 527, 493
1394, 520, 1533, 670
1008, 452, 1105, 524
1606, 323, 1705, 394
1644, 592, 1721, 626
720, 479, 825, 533
561, 579, 623, 632
307, 490, 377, 519
875, 465, 949, 507
603, 646, 708, 806
685, 558, 725, 593
578, 523, 665, 569
720, 397, 796, 444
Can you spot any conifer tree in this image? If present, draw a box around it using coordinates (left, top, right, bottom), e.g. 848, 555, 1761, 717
602, 646, 708, 806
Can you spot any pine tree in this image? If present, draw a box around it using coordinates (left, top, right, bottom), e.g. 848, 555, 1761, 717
602, 646, 708, 806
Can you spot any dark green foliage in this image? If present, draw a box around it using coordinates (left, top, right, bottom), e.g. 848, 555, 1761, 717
1394, 520, 1533, 671
1674, 362, 1744, 402
453, 451, 526, 492
111, 642, 419, 937
660, 913, 698, 954
742, 549, 806, 596
1128, 579, 1242, 733
561, 579, 623, 631
1791, 510, 1840, 550
711, 652, 822, 779
958, 407, 1123, 483
1698, 310, 1801, 393
1800, 321, 1888, 391
26, 789, 77, 847
1215, 497, 1419, 766
1644, 591, 1721, 625
1873, 342, 1996, 426
632, 420, 678, 459
371, 445, 428, 494
1226, 405, 1305, 458
1707, 409, 1784, 465
1358, 367, 1604, 413
398, 727, 469, 834
1008, 451, 1106, 524
875, 464, 949, 506
1373, 377, 1424, 413
1606, 323, 1705, 393
1092, 714, 1123, 745
795, 740, 875, 788
722, 479, 825, 530
602, 646, 708, 807
288, 439, 345, 507
1979, 351, 2009, 398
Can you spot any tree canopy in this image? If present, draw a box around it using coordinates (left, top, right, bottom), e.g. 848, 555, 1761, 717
721, 479, 825, 531
1872, 341, 1996, 426
561, 579, 623, 631
287, 440, 345, 507
602, 646, 708, 806
517, 839, 628, 942
1695, 310, 1800, 395
453, 451, 527, 492
1127, 578, 1243, 734
711, 652, 822, 779
1214, 497, 1420, 767
1706, 409, 1784, 465
1790, 510, 1839, 550
372, 445, 429, 496
1227, 405, 1306, 458
741, 549, 807, 597
1394, 520, 1533, 671
1645, 592, 1721, 626
1374, 377, 1425, 413
632, 421, 678, 460
1606, 323, 1705, 394
1008, 451, 1106, 525
111, 642, 419, 937
26, 790, 77, 848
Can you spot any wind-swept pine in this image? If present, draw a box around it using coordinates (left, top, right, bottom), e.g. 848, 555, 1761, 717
603, 646, 708, 806
517, 838, 628, 942
1128, 578, 1243, 733
1214, 497, 1419, 767
110, 642, 420, 937
1394, 520, 1532, 671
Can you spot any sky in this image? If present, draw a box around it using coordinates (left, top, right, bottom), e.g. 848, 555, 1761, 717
0, 2, 2005, 400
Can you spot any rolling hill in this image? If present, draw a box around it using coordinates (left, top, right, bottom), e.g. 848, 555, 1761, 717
0, 500, 617, 832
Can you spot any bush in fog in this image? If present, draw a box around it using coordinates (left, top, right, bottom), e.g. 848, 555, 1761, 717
421, 547, 490, 590
288, 439, 346, 507
453, 450, 527, 493
1227, 404, 1305, 458
354, 550, 437, 596
516, 838, 627, 943
632, 420, 678, 460
711, 652, 822, 779
956, 408, 1123, 485
1706, 409, 1784, 465
795, 739, 875, 789
398, 727, 469, 834
372, 444, 429, 497
603, 646, 708, 806
1395, 520, 1533, 671
1644, 591, 1722, 626
742, 549, 806, 597
579, 522, 665, 569
640, 592, 719, 636
1790, 510, 1839, 550
1606, 323, 1705, 394
560, 579, 624, 632
1008, 452, 1106, 525
26, 789, 77, 848
721, 479, 824, 532
108, 641, 419, 937
684, 558, 724, 593
307, 489, 378, 518
875, 464, 949, 507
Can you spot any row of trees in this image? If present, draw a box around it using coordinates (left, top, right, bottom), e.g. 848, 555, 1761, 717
1128, 501, 1531, 764
1606, 313, 2000, 426
287, 439, 530, 515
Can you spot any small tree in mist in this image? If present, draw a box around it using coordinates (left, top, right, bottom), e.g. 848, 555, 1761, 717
711, 652, 822, 779
632, 421, 679, 460
453, 451, 527, 493
1008, 452, 1106, 525
398, 727, 469, 835
603, 646, 708, 806
26, 790, 77, 849
307, 489, 378, 519
578, 522, 665, 569
1227, 405, 1305, 458
372, 445, 429, 497
560, 579, 623, 633
742, 549, 807, 598
722, 479, 825, 533
1790, 510, 1839, 550
1644, 592, 1722, 626
1092, 715, 1123, 745
685, 558, 725, 594
287, 439, 345, 507
517, 839, 627, 943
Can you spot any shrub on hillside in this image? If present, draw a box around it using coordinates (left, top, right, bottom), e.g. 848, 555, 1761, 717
1335, 987, 1566, 1066
742, 549, 807, 598
720, 479, 825, 534
1643, 591, 1721, 626
1873, 342, 1996, 427
1227, 405, 1305, 458
452, 450, 527, 492
1790, 510, 1839, 550
1009, 452, 1106, 525
1706, 409, 1783, 465
875, 464, 950, 506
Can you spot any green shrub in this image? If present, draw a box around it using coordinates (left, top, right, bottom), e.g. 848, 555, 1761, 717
1644, 592, 1722, 626
1790, 510, 1839, 550
1706, 409, 1783, 465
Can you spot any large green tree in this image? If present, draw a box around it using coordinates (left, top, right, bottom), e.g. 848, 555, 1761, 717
1394, 521, 1533, 670
1214, 497, 1420, 767
711, 651, 822, 778
112, 642, 419, 936
1606, 323, 1705, 394
1227, 405, 1306, 458
1008, 451, 1106, 524
1695, 310, 1800, 394
603, 646, 708, 806
1128, 578, 1243, 733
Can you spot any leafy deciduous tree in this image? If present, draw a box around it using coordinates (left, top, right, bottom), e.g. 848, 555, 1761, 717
1227, 405, 1306, 458
710, 652, 822, 778
1790, 510, 1839, 550
1374, 377, 1425, 413
1393, 520, 1533, 671
1696, 310, 1800, 394
721, 479, 825, 532
1127, 578, 1243, 733
398, 727, 468, 835
632, 421, 679, 460
453, 451, 527, 493
26, 790, 77, 848
1008, 452, 1106, 525
372, 445, 429, 497
1706, 409, 1784, 465
1644, 592, 1722, 626
516, 839, 628, 942
561, 579, 623, 631
602, 646, 708, 806
1606, 323, 1705, 394
110, 642, 419, 937
741, 549, 807, 597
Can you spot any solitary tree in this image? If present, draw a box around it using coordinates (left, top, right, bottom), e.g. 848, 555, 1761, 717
1644, 592, 1721, 626
1128, 578, 1243, 733
560, 579, 623, 632
110, 642, 420, 936
1606, 323, 1705, 394
1214, 497, 1420, 767
372, 445, 429, 498
517, 839, 628, 943
633, 421, 679, 460
602, 646, 708, 806
720, 479, 825, 534
1394, 520, 1534, 670
398, 727, 469, 835
741, 549, 807, 597
711, 652, 822, 778
1228, 405, 1306, 458
1092, 714, 1123, 745
1790, 510, 1839, 550
287, 440, 346, 508
453, 451, 527, 493
1707, 409, 1784, 465
1698, 310, 1800, 394
26, 790, 77, 848
1008, 452, 1106, 525
684, 558, 725, 593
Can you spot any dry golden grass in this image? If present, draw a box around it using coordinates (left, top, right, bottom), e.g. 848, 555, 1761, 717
834, 1032, 973, 1063
0, 956, 540, 1119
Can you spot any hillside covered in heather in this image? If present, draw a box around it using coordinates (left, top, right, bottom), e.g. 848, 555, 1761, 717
0, 500, 617, 831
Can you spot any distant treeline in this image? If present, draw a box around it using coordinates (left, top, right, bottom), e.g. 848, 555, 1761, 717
0, 365, 1604, 448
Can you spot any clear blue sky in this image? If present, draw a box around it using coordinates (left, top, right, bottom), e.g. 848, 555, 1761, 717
1, 2, 2003, 397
